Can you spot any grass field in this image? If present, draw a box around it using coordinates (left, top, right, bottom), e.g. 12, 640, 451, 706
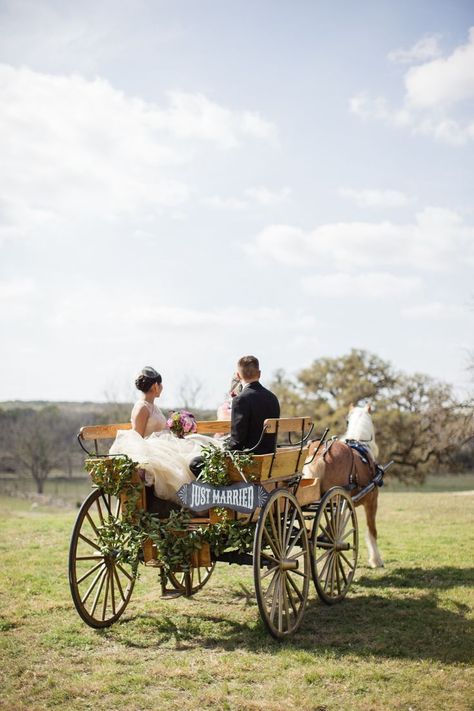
0, 484, 473, 711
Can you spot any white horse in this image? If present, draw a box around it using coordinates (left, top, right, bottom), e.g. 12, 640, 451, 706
342, 403, 379, 459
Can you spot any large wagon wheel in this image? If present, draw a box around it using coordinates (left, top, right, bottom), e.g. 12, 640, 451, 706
253, 489, 310, 639
167, 561, 216, 596
69, 488, 137, 628
311, 486, 358, 605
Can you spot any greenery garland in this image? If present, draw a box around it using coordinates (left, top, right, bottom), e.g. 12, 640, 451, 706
84, 446, 257, 580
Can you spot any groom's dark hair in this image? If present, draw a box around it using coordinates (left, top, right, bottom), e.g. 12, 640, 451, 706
237, 355, 260, 380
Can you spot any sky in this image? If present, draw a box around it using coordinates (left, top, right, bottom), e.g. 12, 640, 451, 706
0, 0, 473, 409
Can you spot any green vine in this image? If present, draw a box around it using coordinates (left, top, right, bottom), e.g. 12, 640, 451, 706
198, 443, 256, 484
84, 451, 257, 580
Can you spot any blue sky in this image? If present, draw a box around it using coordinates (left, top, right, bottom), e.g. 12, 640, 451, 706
0, 1, 473, 407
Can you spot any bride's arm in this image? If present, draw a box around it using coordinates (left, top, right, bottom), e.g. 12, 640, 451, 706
131, 403, 149, 437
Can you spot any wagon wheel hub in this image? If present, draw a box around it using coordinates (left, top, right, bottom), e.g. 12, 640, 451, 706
280, 558, 299, 571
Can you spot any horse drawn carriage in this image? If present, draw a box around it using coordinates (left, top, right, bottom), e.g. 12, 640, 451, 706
69, 415, 390, 639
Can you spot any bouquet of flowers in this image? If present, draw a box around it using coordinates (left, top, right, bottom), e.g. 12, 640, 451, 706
167, 410, 198, 438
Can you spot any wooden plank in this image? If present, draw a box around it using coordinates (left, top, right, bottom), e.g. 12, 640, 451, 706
227, 445, 310, 482
80, 423, 131, 440
263, 417, 313, 435
80, 420, 230, 440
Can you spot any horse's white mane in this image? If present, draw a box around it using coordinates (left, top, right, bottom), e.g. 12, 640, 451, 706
341, 405, 379, 459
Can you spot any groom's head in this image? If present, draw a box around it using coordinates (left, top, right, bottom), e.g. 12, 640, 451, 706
237, 355, 260, 383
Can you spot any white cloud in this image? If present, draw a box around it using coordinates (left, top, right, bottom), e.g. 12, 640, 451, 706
244, 186, 291, 206
0, 64, 278, 244
0, 278, 35, 319
161, 91, 277, 148
201, 195, 248, 210
405, 28, 474, 109
350, 28, 474, 145
401, 302, 468, 320
302, 272, 421, 299
339, 187, 411, 208
201, 185, 291, 211
247, 208, 474, 272
388, 35, 442, 64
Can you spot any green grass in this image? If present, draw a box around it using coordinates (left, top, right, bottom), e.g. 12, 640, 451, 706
0, 486, 473, 711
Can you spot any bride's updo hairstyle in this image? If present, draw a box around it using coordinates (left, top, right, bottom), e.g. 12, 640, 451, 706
135, 366, 162, 393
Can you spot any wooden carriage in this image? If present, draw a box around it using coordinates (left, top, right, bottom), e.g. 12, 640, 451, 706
69, 417, 360, 639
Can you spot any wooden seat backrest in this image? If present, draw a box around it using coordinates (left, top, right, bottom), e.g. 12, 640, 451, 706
79, 420, 232, 441
79, 417, 312, 481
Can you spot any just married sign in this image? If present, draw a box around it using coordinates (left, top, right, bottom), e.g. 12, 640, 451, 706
177, 481, 270, 514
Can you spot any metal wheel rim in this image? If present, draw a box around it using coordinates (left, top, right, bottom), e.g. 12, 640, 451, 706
168, 561, 216, 594
69, 488, 136, 628
311, 487, 358, 605
253, 489, 310, 639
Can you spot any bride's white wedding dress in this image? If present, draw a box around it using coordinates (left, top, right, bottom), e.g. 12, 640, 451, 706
109, 400, 223, 503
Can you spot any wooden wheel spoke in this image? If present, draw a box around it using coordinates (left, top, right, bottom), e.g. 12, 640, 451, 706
81, 563, 107, 604
288, 549, 305, 561
114, 496, 121, 518
95, 497, 105, 526
315, 548, 331, 566
269, 572, 281, 622
341, 527, 356, 542
261, 564, 279, 580
78, 532, 101, 552
288, 567, 307, 579
263, 568, 279, 603
337, 557, 348, 586
323, 553, 335, 592
100, 492, 112, 517
338, 506, 351, 536
323, 506, 336, 540
285, 577, 299, 617
102, 570, 110, 620
90, 567, 108, 615
277, 576, 283, 632
318, 546, 333, 582
284, 505, 298, 551
281, 497, 290, 546
76, 560, 104, 585
268, 508, 282, 556
286, 525, 303, 556
113, 565, 126, 602
282, 574, 290, 630
334, 553, 342, 595
116, 563, 133, 581
261, 551, 279, 566
340, 551, 355, 570
263, 526, 281, 559
110, 566, 116, 616
76, 555, 104, 561
85, 512, 100, 538
286, 570, 304, 601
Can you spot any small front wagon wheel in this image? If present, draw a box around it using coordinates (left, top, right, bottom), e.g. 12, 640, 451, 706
69, 488, 137, 628
311, 487, 358, 605
254, 489, 310, 639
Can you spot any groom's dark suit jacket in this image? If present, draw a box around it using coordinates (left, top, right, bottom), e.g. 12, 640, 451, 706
228, 381, 280, 455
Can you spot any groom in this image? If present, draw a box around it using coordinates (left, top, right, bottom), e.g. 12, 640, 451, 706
189, 355, 280, 477
227, 355, 280, 455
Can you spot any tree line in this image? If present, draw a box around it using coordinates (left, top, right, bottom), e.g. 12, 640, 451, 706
0, 349, 472, 493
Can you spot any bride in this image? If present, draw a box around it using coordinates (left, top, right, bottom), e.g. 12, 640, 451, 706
109, 366, 223, 503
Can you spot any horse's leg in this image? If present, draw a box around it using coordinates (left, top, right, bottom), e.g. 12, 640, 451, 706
362, 489, 384, 568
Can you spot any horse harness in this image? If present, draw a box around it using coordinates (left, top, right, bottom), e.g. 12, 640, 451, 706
321, 437, 375, 492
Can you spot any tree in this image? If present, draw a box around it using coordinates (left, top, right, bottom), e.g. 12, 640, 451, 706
9, 407, 66, 494
178, 376, 204, 410
270, 349, 474, 482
